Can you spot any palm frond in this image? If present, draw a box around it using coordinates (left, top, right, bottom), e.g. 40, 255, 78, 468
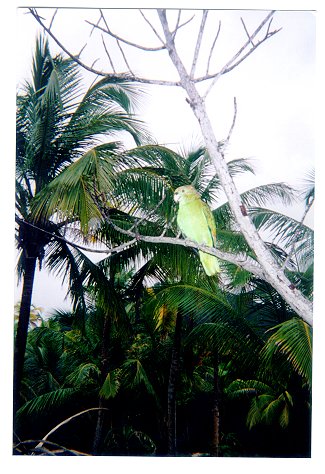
99, 370, 121, 399
16, 388, 78, 419
250, 207, 313, 248
30, 143, 121, 231
261, 317, 312, 386
226, 379, 272, 398
65, 363, 101, 387
242, 182, 297, 208
122, 358, 157, 399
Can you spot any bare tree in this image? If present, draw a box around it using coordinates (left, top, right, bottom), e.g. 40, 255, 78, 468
28, 8, 313, 325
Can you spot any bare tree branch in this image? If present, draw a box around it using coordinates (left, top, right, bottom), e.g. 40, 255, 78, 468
17, 216, 266, 279
48, 8, 58, 31
157, 8, 313, 325
266, 17, 274, 36
86, 14, 165, 51
206, 20, 221, 75
27, 7, 313, 324
173, 10, 182, 39
139, 9, 165, 44
190, 10, 208, 78
35, 408, 110, 449
220, 28, 281, 75
30, 8, 279, 89
29, 8, 106, 76
226, 97, 238, 143
203, 10, 277, 97
29, 8, 179, 86
241, 17, 255, 47
116, 38, 134, 75
101, 34, 116, 72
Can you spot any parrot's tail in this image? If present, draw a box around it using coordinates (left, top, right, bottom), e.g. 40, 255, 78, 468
199, 251, 220, 276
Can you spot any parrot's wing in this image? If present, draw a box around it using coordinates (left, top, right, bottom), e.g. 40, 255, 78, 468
202, 203, 217, 246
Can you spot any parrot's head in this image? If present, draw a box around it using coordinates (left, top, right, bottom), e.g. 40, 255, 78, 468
174, 185, 200, 203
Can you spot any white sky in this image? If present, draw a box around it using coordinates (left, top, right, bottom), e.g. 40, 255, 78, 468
1, 1, 325, 470
16, 7, 315, 195
14, 5, 316, 312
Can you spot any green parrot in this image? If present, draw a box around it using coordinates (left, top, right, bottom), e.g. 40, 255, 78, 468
174, 185, 220, 276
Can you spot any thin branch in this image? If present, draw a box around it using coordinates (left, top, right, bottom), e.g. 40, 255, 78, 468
89, 10, 102, 37
172, 13, 196, 34
99, 8, 110, 31
173, 10, 182, 39
15, 216, 137, 255
241, 17, 255, 47
116, 39, 134, 75
203, 10, 277, 97
127, 195, 167, 233
30, 8, 106, 76
221, 28, 281, 75
139, 9, 165, 44
48, 8, 58, 30
101, 34, 116, 72
76, 12, 103, 59
206, 20, 221, 76
30, 7, 277, 89
266, 17, 274, 36
90, 58, 100, 69
226, 97, 238, 142
77, 43, 87, 58
190, 10, 208, 78
35, 408, 110, 449
29, 7, 179, 86
86, 15, 165, 51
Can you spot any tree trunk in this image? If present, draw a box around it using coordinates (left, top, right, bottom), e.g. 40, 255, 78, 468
13, 255, 37, 424
158, 9, 313, 326
211, 352, 220, 457
92, 397, 106, 453
92, 311, 111, 454
167, 312, 182, 456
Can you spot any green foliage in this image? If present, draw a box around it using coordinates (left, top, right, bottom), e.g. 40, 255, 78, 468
99, 370, 121, 399
15, 36, 313, 458
261, 318, 312, 387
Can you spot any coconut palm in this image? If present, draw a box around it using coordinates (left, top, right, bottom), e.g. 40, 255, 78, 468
30, 140, 309, 454
15, 34, 148, 420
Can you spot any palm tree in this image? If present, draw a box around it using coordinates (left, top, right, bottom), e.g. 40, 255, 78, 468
26, 95, 313, 453
15, 34, 147, 420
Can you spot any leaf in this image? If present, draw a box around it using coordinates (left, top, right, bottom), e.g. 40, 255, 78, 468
17, 388, 78, 418
261, 317, 312, 386
99, 370, 121, 399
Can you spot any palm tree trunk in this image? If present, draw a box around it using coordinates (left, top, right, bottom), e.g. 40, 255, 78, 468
211, 351, 220, 457
167, 312, 182, 456
13, 255, 37, 423
92, 312, 111, 453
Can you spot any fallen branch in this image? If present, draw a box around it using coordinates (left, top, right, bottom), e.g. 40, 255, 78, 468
13, 439, 90, 456
35, 407, 110, 449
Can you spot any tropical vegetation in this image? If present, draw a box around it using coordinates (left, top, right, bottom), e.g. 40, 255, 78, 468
14, 36, 313, 457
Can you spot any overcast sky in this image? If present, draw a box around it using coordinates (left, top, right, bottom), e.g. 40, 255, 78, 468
13, 4, 317, 314
16, 8, 315, 186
